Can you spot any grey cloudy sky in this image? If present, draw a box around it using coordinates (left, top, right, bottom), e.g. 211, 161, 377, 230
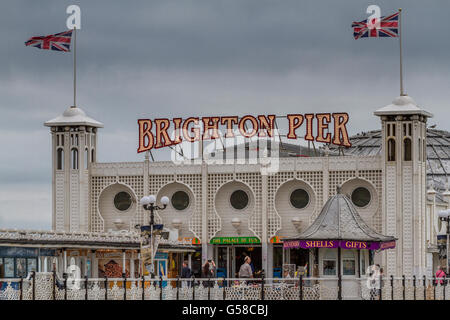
0, 0, 449, 229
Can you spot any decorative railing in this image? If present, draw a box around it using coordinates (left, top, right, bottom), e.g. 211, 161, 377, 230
0, 272, 447, 300
0, 229, 194, 246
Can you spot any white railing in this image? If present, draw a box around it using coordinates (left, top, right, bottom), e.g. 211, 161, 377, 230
0, 273, 448, 300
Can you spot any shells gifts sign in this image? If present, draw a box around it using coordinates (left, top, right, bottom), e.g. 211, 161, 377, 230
137, 113, 351, 153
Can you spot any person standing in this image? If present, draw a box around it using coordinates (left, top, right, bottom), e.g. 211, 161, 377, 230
202, 260, 216, 287
435, 265, 446, 285
181, 261, 191, 288
238, 256, 254, 279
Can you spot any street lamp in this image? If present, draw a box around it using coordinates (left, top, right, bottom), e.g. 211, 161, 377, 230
140, 195, 169, 225
140, 195, 169, 277
438, 209, 450, 271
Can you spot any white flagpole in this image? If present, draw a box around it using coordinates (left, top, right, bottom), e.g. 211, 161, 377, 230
73, 27, 77, 107
399, 8, 404, 96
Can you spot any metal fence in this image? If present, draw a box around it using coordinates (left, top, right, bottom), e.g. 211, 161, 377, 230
0, 272, 448, 300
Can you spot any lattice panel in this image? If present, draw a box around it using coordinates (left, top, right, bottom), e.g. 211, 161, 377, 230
359, 170, 383, 232
267, 171, 323, 239
120, 176, 144, 228
176, 174, 202, 239
329, 170, 382, 232
70, 172, 79, 231
402, 166, 413, 275
91, 176, 114, 232
147, 175, 173, 225
55, 172, 65, 230
236, 172, 262, 239
207, 174, 233, 240
90, 176, 143, 232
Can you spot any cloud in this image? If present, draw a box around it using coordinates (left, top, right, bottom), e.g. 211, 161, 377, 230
0, 0, 449, 229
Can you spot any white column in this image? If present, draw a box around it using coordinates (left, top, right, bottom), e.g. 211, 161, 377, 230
122, 250, 126, 276
261, 170, 268, 276
267, 243, 273, 278
201, 162, 208, 264
63, 249, 67, 274
188, 254, 192, 269
84, 256, 88, 277
38, 254, 42, 272
43, 257, 48, 272
137, 252, 141, 277
130, 255, 135, 278
92, 251, 98, 278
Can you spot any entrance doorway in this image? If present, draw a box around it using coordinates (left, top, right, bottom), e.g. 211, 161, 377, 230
214, 246, 262, 278
285, 248, 310, 276
235, 246, 261, 277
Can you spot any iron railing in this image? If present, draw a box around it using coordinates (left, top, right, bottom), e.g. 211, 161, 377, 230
0, 272, 447, 300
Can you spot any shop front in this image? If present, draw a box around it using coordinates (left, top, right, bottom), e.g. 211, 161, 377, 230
0, 246, 57, 278
211, 237, 262, 278
283, 189, 396, 299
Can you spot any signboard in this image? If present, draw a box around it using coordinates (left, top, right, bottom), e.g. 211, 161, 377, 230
210, 237, 261, 245
95, 251, 133, 259
270, 236, 284, 244
138, 113, 351, 153
141, 245, 153, 265
177, 237, 201, 244
283, 239, 396, 251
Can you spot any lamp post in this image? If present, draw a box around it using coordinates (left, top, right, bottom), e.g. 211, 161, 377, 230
139, 195, 169, 277
438, 209, 450, 272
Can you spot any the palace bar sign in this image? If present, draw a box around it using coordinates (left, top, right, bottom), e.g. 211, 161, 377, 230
137, 113, 351, 153
210, 237, 261, 245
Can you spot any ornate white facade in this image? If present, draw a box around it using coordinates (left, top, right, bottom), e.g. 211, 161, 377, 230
43, 95, 450, 277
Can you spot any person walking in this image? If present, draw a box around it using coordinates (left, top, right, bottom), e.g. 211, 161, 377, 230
435, 265, 446, 285
238, 256, 254, 279
181, 261, 191, 288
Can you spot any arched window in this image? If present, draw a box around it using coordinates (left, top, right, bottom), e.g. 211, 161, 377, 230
91, 149, 95, 163
403, 138, 412, 161
85, 148, 89, 170
387, 138, 396, 161
57, 148, 64, 170
71, 148, 78, 170
423, 139, 426, 162
418, 138, 422, 161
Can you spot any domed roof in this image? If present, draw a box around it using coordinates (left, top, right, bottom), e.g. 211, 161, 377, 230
44, 106, 103, 128
374, 94, 433, 118
291, 191, 395, 242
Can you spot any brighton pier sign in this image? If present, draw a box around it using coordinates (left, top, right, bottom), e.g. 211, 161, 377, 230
137, 113, 351, 153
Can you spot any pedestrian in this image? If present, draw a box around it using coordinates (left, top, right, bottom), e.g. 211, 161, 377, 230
238, 256, 254, 279
435, 265, 446, 285
202, 260, 216, 287
181, 260, 191, 288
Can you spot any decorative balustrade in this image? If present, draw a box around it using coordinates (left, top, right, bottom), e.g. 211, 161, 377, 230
0, 272, 449, 300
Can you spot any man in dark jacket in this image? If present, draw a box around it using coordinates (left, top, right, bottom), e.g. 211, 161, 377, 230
181, 261, 191, 288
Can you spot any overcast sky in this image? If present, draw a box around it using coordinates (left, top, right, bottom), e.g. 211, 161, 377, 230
0, 0, 449, 230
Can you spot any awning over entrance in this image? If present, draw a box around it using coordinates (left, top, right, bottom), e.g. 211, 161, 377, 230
282, 188, 396, 250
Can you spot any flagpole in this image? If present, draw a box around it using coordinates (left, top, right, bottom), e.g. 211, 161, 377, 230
73, 27, 77, 107
399, 8, 404, 96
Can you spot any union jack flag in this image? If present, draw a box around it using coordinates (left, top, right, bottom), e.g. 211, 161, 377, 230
352, 11, 399, 39
25, 30, 73, 52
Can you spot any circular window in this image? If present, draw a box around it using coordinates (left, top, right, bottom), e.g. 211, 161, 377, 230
230, 190, 249, 210
290, 189, 310, 209
351, 187, 371, 208
114, 192, 132, 211
171, 191, 190, 211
